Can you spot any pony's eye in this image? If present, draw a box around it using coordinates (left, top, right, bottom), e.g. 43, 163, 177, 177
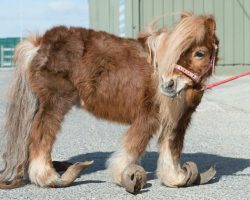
194, 51, 205, 58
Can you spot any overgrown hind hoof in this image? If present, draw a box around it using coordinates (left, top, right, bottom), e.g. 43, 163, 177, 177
121, 164, 147, 194
48, 160, 93, 188
53, 161, 73, 172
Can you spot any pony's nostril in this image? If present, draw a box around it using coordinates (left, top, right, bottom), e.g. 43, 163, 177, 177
167, 79, 175, 88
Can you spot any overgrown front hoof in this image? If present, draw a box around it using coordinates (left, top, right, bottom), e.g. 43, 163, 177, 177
121, 164, 147, 194
182, 162, 216, 186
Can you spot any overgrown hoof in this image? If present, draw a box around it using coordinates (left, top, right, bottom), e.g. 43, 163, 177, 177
53, 161, 73, 172
182, 162, 199, 186
50, 160, 93, 188
121, 164, 147, 194
182, 161, 216, 186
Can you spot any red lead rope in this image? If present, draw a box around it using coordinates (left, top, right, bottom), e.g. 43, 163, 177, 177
205, 71, 250, 89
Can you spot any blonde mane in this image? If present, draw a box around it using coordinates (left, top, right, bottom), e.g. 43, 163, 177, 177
144, 12, 212, 76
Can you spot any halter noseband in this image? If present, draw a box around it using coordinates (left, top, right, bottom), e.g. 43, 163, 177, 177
174, 45, 218, 84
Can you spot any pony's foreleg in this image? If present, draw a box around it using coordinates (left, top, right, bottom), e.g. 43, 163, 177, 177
157, 116, 216, 187
157, 121, 189, 187
108, 115, 159, 193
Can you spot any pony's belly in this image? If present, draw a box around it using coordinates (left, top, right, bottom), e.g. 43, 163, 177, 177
80, 98, 138, 124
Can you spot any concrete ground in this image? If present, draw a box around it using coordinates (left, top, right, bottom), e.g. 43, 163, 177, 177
0, 69, 249, 200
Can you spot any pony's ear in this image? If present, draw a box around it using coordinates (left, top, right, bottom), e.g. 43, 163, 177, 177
205, 17, 216, 35
180, 11, 193, 19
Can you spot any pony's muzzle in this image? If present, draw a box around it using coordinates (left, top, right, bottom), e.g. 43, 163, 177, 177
160, 78, 177, 97
160, 76, 187, 97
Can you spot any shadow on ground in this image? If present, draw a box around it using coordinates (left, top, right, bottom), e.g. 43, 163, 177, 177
63, 151, 250, 183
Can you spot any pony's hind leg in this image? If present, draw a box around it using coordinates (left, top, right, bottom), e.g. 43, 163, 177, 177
28, 101, 70, 187
28, 70, 84, 187
108, 114, 159, 193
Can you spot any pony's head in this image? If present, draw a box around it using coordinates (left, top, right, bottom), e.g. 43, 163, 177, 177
145, 12, 219, 97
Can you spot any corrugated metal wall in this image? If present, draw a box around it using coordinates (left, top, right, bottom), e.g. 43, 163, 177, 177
89, 0, 250, 67
89, 0, 120, 35
137, 0, 250, 66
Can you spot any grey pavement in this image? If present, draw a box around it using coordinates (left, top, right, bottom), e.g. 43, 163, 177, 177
0, 69, 249, 200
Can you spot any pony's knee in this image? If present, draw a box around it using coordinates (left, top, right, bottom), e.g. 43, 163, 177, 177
28, 156, 58, 187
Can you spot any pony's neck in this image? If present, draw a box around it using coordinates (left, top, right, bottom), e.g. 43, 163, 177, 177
136, 33, 150, 52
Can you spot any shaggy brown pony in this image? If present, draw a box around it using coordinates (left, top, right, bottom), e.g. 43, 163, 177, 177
0, 12, 219, 193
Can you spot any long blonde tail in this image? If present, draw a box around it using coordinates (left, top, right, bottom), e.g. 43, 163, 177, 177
0, 36, 40, 189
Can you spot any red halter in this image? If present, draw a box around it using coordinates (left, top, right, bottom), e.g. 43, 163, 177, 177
174, 45, 218, 83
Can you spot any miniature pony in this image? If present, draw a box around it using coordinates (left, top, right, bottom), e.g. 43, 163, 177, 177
0, 12, 218, 193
